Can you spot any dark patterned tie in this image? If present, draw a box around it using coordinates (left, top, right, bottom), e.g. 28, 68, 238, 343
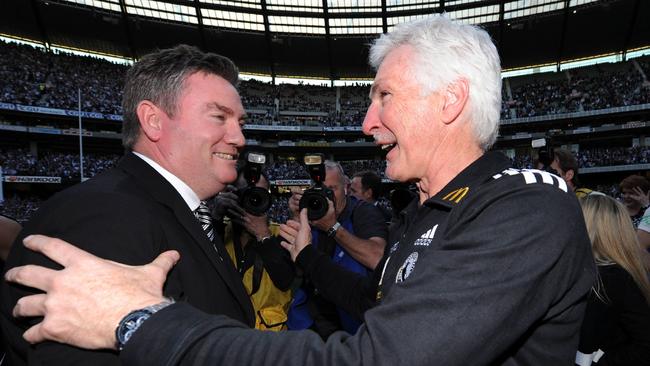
194, 201, 222, 260
194, 201, 215, 241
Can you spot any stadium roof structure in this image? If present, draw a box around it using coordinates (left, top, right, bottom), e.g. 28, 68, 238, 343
1, 0, 648, 80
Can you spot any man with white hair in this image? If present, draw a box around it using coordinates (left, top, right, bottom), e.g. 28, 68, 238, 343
5, 15, 595, 365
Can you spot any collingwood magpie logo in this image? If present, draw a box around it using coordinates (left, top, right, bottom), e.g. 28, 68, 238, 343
396, 252, 419, 283
414, 224, 438, 246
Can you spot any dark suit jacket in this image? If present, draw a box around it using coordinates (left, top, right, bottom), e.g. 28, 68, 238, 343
0, 152, 255, 365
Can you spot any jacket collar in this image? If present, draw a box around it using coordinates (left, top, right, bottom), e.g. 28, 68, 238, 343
422, 151, 512, 209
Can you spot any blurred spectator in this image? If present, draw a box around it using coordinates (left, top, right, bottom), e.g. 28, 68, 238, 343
349, 170, 392, 223
577, 194, 650, 366
619, 175, 650, 229
550, 148, 595, 197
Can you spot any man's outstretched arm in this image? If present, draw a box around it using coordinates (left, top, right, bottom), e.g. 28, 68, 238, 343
5, 235, 178, 349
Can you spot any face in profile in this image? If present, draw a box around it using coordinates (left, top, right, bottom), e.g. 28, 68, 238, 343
362, 45, 445, 182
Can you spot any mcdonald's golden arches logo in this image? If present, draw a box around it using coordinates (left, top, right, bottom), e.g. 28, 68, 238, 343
442, 187, 469, 203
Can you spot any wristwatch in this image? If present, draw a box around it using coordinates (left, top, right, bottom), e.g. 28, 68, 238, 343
327, 222, 341, 238
115, 299, 175, 351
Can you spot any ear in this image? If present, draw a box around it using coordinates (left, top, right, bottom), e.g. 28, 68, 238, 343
564, 169, 574, 183
440, 79, 469, 125
136, 100, 164, 142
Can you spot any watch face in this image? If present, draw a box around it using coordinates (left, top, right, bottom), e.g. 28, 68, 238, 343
115, 300, 174, 350
116, 309, 153, 349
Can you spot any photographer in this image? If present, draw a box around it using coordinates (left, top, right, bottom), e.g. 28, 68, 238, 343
213, 162, 294, 331
350, 170, 393, 224
287, 160, 388, 338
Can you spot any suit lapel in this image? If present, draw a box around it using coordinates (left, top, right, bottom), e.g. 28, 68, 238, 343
117, 153, 255, 326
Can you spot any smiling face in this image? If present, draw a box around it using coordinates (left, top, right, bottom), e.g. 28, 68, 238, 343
621, 188, 640, 209
158, 72, 246, 198
362, 45, 445, 183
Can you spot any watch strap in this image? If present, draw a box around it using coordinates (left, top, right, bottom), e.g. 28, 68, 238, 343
327, 222, 341, 238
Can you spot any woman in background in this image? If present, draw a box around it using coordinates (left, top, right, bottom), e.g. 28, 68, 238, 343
576, 194, 650, 366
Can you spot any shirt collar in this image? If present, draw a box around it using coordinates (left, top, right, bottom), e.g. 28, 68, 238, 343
132, 152, 201, 211
423, 151, 512, 208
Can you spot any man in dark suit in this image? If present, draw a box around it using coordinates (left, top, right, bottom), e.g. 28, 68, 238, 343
0, 45, 253, 365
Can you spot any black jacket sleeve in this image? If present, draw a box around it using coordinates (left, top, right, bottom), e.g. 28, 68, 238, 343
295, 245, 379, 319
253, 236, 295, 291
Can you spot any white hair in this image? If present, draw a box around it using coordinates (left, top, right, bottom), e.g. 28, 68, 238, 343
324, 160, 347, 185
369, 15, 502, 151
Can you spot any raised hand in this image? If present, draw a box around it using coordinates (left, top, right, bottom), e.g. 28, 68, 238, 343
279, 209, 312, 262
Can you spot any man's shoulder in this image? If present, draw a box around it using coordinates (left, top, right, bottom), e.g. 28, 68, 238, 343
489, 167, 569, 190
55, 168, 142, 201
29, 167, 157, 226
350, 198, 385, 221
478, 167, 576, 205
452, 167, 585, 240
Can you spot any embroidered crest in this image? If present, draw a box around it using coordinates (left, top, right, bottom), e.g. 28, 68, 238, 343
396, 252, 419, 283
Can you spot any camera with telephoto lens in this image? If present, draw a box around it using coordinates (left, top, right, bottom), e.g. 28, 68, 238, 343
238, 152, 272, 216
299, 154, 334, 221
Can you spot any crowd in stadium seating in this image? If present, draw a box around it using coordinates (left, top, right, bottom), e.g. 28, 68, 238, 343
575, 146, 650, 167
506, 62, 650, 118
0, 41, 126, 115
0, 149, 119, 180
510, 154, 534, 169
268, 196, 290, 224
0, 196, 42, 224
264, 160, 310, 181
509, 146, 650, 170
2, 40, 648, 127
